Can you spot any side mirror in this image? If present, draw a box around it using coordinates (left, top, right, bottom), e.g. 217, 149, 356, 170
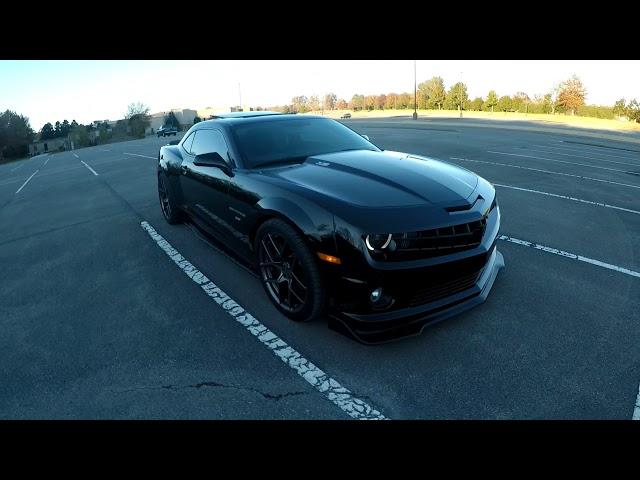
361, 134, 370, 141
193, 152, 233, 176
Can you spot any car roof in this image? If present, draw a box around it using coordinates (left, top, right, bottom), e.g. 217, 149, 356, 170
196, 113, 326, 127
210, 111, 284, 119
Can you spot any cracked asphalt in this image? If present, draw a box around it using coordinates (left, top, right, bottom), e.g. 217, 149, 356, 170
1, 118, 639, 419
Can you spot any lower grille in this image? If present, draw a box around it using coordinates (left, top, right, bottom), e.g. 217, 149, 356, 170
406, 270, 481, 307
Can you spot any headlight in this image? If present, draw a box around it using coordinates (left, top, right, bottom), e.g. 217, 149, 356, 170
365, 233, 393, 251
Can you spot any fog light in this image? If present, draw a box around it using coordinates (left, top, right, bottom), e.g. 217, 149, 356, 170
370, 287, 383, 303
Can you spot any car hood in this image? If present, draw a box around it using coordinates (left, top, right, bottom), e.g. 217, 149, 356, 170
260, 149, 479, 209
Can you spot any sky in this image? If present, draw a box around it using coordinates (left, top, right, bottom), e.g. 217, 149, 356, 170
1, 60, 639, 130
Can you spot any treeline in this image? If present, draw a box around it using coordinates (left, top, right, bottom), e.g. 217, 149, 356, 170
270, 75, 640, 123
0, 110, 35, 160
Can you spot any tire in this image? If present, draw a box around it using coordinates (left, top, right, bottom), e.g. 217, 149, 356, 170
158, 172, 183, 224
255, 219, 326, 322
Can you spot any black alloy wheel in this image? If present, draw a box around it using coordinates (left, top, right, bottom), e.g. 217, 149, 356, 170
255, 219, 325, 322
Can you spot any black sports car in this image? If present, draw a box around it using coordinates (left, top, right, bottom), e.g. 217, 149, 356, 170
157, 111, 504, 343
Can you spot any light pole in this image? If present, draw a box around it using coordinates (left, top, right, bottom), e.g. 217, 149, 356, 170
413, 60, 418, 120
238, 82, 242, 111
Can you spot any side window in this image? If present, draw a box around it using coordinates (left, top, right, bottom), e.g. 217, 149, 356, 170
182, 132, 195, 153
190, 129, 229, 162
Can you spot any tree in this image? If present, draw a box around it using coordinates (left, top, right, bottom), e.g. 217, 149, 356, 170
40, 122, 55, 140
385, 93, 398, 110
308, 95, 320, 112
485, 90, 498, 112
613, 98, 628, 118
54, 121, 61, 137
468, 97, 484, 111
291, 95, 308, 113
125, 102, 151, 138
512, 92, 530, 112
60, 120, 71, 137
323, 93, 337, 111
164, 111, 180, 129
349, 94, 365, 111
497, 95, 513, 112
69, 125, 90, 148
542, 93, 554, 114
628, 99, 640, 123
556, 74, 586, 115
423, 77, 446, 110
445, 82, 468, 110
336, 98, 348, 110
375, 94, 387, 110
193, 116, 202, 125
0, 110, 34, 158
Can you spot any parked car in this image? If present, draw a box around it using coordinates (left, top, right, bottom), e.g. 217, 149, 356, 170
340, 113, 352, 119
156, 112, 504, 343
157, 125, 178, 137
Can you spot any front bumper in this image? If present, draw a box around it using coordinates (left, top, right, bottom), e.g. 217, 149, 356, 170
328, 246, 505, 344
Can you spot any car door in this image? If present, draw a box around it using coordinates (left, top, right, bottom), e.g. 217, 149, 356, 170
179, 128, 234, 241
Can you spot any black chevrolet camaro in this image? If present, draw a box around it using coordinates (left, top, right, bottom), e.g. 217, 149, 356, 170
157, 112, 504, 343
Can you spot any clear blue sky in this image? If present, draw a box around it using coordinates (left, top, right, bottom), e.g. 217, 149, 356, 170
1, 60, 639, 130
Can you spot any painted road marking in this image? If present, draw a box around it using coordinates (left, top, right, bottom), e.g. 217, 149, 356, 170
633, 386, 640, 420
488, 150, 633, 174
556, 142, 640, 160
72, 153, 79, 158
493, 183, 640, 216
80, 161, 98, 176
527, 146, 640, 168
42, 158, 49, 167
450, 157, 640, 190
11, 161, 27, 172
498, 235, 640, 279
140, 220, 386, 420
100, 149, 112, 152
16, 169, 39, 194
124, 153, 156, 159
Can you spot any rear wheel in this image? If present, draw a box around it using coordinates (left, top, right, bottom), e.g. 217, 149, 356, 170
158, 172, 182, 224
255, 219, 326, 322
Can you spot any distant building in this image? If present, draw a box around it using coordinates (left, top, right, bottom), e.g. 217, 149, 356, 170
29, 135, 70, 155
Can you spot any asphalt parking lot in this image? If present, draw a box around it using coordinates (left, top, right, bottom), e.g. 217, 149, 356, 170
1, 118, 639, 419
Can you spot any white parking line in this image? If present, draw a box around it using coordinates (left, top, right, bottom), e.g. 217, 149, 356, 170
498, 235, 640, 279
140, 220, 386, 420
100, 149, 112, 152
72, 153, 79, 158
556, 142, 640, 160
16, 169, 39, 194
80, 161, 98, 176
527, 146, 640, 167
11, 161, 27, 172
493, 184, 640, 216
450, 157, 640, 190
42, 158, 49, 167
488, 151, 633, 174
633, 386, 640, 420
124, 153, 156, 159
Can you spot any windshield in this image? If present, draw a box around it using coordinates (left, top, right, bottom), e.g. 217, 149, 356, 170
231, 117, 380, 168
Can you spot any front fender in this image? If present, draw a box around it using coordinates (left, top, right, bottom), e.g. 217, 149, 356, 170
254, 196, 337, 254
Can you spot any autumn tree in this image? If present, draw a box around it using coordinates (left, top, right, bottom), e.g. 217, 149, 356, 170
323, 93, 337, 110
556, 75, 586, 115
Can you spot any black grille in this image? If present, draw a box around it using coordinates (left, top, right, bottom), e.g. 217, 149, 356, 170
406, 270, 481, 307
372, 218, 487, 262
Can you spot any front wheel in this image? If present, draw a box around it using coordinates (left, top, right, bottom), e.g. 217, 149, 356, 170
255, 219, 326, 322
158, 172, 183, 224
